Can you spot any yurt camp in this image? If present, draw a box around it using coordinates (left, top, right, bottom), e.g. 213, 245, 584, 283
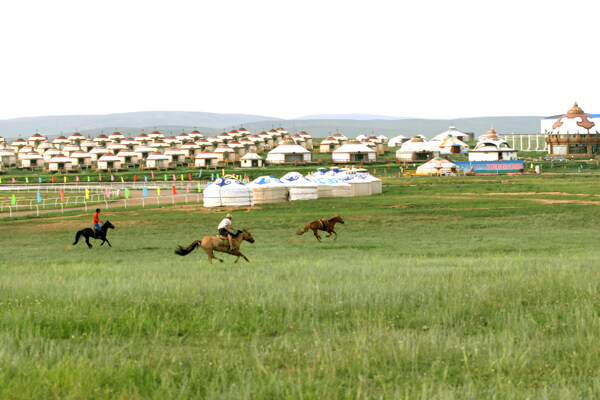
280, 172, 318, 201
267, 139, 312, 165
332, 140, 377, 163
203, 177, 254, 207
0, 149, 16, 167
116, 150, 140, 168
248, 176, 288, 204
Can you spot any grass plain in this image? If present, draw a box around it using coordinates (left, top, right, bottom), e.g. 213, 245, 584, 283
1, 174, 600, 399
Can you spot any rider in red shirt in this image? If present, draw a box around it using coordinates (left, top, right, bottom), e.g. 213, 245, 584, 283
92, 208, 103, 236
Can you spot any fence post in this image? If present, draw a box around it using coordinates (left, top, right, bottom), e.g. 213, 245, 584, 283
157, 196, 160, 206
61, 204, 64, 214
8, 206, 12, 217
36, 205, 39, 217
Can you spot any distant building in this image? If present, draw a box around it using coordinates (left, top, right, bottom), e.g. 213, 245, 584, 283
544, 102, 600, 157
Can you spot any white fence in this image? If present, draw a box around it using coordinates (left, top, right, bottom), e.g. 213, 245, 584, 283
0, 180, 209, 217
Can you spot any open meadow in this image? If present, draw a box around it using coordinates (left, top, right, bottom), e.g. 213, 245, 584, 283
2, 174, 600, 398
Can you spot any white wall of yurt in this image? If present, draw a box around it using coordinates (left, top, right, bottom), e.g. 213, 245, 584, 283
280, 172, 318, 201
248, 176, 288, 204
343, 175, 372, 196
203, 177, 254, 207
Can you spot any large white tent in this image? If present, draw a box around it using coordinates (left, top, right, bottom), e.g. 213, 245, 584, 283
307, 177, 334, 198
332, 140, 376, 163
267, 140, 312, 165
327, 177, 352, 197
248, 176, 288, 204
432, 125, 471, 141
416, 157, 460, 175
280, 172, 318, 201
342, 174, 372, 196
203, 177, 254, 207
356, 173, 382, 194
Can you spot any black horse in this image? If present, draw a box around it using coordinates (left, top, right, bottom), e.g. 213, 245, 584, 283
73, 220, 115, 248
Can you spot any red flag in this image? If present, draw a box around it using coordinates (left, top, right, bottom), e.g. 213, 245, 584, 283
151, 170, 155, 179
398, 172, 401, 178
134, 175, 138, 182
172, 185, 177, 195
52, 176, 56, 183
374, 168, 376, 174
189, 173, 192, 181
99, 173, 102, 181
60, 189, 65, 203
384, 168, 387, 174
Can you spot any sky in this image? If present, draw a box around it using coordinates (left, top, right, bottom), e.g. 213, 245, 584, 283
1, 0, 598, 120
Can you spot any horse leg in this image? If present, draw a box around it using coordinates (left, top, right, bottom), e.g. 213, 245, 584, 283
332, 230, 338, 240
203, 247, 223, 263
312, 229, 321, 242
238, 251, 249, 262
85, 236, 92, 249
325, 229, 332, 237
104, 237, 112, 247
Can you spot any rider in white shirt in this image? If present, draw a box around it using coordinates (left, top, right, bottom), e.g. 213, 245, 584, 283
218, 213, 236, 250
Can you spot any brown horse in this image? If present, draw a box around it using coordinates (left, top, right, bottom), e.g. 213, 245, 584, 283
174, 229, 255, 263
296, 215, 344, 242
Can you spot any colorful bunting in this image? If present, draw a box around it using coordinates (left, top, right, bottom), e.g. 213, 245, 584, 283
11, 194, 16, 205
143, 187, 148, 197
60, 189, 65, 203
37, 192, 41, 203
172, 185, 177, 195
157, 187, 161, 195
85, 188, 89, 199
105, 188, 109, 198
125, 189, 129, 199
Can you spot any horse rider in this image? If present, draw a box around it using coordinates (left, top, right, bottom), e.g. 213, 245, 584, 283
92, 208, 103, 238
218, 213, 237, 251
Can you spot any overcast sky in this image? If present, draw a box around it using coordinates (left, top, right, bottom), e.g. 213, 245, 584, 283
0, 0, 597, 120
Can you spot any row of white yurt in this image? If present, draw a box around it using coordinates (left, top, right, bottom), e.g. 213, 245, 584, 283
203, 177, 254, 207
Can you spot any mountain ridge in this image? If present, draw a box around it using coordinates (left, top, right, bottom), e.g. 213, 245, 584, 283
0, 111, 544, 140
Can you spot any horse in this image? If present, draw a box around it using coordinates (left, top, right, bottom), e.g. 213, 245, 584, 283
296, 215, 344, 242
73, 220, 115, 249
174, 229, 255, 263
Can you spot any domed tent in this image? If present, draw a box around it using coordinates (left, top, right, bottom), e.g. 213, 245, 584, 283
436, 136, 469, 155
248, 176, 288, 204
342, 174, 372, 196
332, 140, 377, 163
267, 139, 311, 165
280, 172, 318, 201
356, 173, 382, 194
416, 157, 459, 175
203, 177, 254, 208
432, 125, 471, 141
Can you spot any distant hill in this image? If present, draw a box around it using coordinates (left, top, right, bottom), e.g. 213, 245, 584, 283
294, 114, 410, 121
0, 111, 543, 140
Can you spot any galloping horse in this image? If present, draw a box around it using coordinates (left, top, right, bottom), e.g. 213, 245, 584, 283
296, 215, 344, 242
174, 229, 255, 263
73, 220, 115, 248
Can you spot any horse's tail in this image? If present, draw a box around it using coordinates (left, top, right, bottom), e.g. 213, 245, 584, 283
73, 230, 83, 245
296, 223, 310, 235
174, 240, 201, 256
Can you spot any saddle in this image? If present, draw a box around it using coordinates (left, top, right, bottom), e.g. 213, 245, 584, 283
319, 219, 329, 230
217, 235, 229, 248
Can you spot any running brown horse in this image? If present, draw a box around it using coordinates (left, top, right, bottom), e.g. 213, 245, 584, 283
174, 229, 255, 263
73, 220, 115, 249
296, 215, 344, 242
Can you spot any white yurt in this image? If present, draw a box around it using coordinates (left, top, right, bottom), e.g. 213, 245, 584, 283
356, 173, 382, 194
388, 135, 407, 147
97, 154, 123, 171
203, 176, 254, 207
267, 139, 312, 164
89, 146, 108, 162
248, 176, 288, 204
240, 152, 264, 168
327, 177, 352, 197
396, 136, 440, 162
332, 140, 377, 163
19, 152, 44, 169
106, 142, 127, 154
42, 148, 62, 162
164, 149, 186, 165
416, 157, 460, 175
145, 152, 170, 169
195, 151, 219, 168
134, 145, 155, 162
280, 172, 318, 201
307, 177, 334, 198
116, 150, 140, 167
61, 144, 81, 157
48, 155, 74, 172
432, 125, 471, 142
0, 149, 17, 166
27, 133, 47, 147
69, 151, 93, 169
342, 175, 372, 196
435, 136, 469, 155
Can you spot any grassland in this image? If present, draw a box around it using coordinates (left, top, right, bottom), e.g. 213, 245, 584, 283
2, 174, 600, 398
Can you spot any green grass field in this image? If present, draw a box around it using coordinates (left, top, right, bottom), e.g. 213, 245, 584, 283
2, 174, 600, 398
